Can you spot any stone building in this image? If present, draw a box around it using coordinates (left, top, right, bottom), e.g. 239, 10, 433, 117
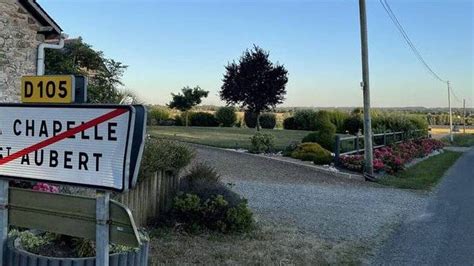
0, 0, 61, 102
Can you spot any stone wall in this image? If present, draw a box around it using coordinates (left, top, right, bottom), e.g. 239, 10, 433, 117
0, 0, 44, 103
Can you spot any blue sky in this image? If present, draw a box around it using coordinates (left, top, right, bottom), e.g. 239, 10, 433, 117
40, 0, 473, 108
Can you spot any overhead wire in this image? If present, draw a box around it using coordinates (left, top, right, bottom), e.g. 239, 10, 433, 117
379, 0, 466, 106
379, 0, 446, 83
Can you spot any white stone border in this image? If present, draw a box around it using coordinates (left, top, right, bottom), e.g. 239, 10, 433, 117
223, 148, 365, 181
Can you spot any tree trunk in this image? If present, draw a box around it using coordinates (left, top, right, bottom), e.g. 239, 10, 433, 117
256, 112, 262, 131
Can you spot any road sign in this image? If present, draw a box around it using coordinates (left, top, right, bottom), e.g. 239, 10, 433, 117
74, 75, 88, 103
8, 187, 141, 247
0, 104, 136, 191
21, 75, 76, 103
129, 105, 147, 188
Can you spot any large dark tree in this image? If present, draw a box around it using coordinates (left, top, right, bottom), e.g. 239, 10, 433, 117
168, 86, 209, 126
220, 45, 288, 130
45, 37, 128, 103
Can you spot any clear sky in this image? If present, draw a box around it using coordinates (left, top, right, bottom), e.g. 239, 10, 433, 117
40, 0, 473, 108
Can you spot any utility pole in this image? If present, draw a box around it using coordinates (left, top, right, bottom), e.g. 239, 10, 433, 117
358, 0, 374, 176
447, 81, 453, 142
463, 98, 466, 134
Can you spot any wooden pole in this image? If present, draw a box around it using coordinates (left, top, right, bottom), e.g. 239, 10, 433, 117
463, 99, 466, 134
448, 81, 453, 142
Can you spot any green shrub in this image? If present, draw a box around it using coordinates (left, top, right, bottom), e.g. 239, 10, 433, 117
302, 132, 318, 143
317, 118, 336, 151
226, 201, 254, 233
371, 113, 429, 134
174, 193, 202, 213
302, 117, 336, 151
249, 132, 275, 153
408, 115, 429, 132
327, 111, 349, 133
293, 109, 318, 130
8, 230, 140, 257
184, 163, 220, 184
283, 116, 297, 130
245, 112, 276, 129
175, 112, 189, 126
282, 141, 299, 157
172, 193, 253, 233
149, 107, 170, 125
313, 111, 331, 131
9, 230, 48, 253
190, 112, 219, 127
215, 106, 237, 127
260, 113, 276, 129
244, 111, 258, 128
180, 163, 245, 210
343, 114, 363, 134
291, 142, 332, 165
139, 138, 194, 179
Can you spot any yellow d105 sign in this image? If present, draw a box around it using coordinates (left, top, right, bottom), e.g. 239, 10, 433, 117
21, 75, 75, 103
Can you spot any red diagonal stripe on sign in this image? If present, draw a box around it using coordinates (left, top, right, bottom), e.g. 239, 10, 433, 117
0, 108, 128, 166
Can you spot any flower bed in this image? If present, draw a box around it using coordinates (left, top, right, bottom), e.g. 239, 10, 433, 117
340, 138, 444, 174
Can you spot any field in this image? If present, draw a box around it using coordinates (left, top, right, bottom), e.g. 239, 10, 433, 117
148, 126, 311, 150
430, 127, 474, 139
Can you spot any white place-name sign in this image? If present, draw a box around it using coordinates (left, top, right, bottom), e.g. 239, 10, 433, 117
0, 104, 135, 191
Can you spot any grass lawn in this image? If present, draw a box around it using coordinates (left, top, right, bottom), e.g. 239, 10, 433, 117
148, 126, 312, 151
442, 133, 474, 147
378, 151, 462, 190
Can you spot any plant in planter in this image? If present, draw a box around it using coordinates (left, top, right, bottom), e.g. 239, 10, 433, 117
7, 229, 149, 265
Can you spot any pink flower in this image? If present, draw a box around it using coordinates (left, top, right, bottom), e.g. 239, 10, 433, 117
33, 182, 59, 193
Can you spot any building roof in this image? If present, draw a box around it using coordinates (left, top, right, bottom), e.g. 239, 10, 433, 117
18, 0, 62, 38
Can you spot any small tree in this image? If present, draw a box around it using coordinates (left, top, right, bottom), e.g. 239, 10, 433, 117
168, 86, 209, 127
45, 37, 128, 104
220, 45, 288, 131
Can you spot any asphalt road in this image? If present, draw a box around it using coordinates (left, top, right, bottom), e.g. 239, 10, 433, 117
192, 144, 427, 245
374, 148, 474, 265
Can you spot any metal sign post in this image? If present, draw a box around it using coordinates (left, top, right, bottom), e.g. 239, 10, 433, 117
0, 180, 8, 264
96, 190, 110, 266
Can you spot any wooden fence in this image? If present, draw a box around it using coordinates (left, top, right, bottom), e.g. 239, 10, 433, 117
334, 130, 427, 165
114, 170, 180, 227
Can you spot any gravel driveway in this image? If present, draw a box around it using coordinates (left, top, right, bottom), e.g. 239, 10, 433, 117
192, 145, 428, 246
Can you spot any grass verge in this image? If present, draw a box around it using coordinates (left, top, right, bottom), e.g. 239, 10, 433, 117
378, 150, 462, 190
148, 224, 366, 265
148, 126, 312, 151
442, 133, 474, 147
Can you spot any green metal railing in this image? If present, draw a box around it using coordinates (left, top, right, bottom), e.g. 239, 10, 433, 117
334, 129, 427, 165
